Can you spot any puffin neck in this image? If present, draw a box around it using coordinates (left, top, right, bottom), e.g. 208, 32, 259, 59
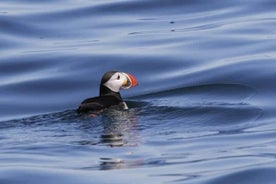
100, 85, 123, 101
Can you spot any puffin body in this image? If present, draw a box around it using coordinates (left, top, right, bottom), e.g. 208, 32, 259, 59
78, 71, 138, 113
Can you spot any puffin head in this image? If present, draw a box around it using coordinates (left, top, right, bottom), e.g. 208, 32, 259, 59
100, 71, 138, 94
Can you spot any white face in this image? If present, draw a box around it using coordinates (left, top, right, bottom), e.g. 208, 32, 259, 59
103, 72, 128, 92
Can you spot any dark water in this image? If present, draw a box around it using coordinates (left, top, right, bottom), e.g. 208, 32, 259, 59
1, 0, 276, 183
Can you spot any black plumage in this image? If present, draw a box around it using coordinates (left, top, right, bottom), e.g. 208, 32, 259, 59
77, 71, 137, 114
78, 86, 123, 113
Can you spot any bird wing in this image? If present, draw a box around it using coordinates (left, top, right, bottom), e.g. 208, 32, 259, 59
77, 96, 121, 113
77, 97, 104, 113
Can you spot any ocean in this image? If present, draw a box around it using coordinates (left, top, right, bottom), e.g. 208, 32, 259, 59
0, 0, 276, 183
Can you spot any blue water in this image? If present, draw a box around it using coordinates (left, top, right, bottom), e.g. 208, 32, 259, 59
1, 0, 276, 183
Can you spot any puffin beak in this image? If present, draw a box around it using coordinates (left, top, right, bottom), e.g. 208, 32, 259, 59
122, 73, 138, 89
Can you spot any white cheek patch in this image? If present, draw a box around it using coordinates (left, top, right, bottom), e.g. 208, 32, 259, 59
103, 72, 125, 92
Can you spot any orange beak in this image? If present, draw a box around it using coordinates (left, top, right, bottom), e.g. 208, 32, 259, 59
122, 73, 138, 89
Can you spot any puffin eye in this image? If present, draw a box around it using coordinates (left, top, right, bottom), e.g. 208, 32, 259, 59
117, 75, 120, 80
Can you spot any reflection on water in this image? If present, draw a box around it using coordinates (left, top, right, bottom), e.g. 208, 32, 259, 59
100, 157, 125, 170
100, 108, 139, 147
78, 107, 143, 171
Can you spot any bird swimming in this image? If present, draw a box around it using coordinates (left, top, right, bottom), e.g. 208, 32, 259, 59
77, 71, 138, 114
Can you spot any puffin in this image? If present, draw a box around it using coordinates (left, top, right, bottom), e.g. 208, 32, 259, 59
77, 71, 138, 114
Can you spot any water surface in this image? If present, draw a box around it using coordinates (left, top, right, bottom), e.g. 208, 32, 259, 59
1, 0, 276, 183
